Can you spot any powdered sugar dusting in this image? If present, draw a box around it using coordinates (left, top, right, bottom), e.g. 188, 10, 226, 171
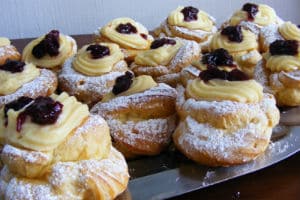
260, 24, 283, 51
91, 83, 177, 112
178, 115, 271, 162
1, 147, 128, 199
108, 115, 176, 146
6, 178, 58, 200
0, 69, 57, 107
59, 58, 128, 104
0, 45, 19, 58
168, 39, 200, 73
2, 145, 51, 164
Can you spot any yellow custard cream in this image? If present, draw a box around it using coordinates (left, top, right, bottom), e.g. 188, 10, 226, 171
210, 29, 258, 52
101, 17, 153, 49
265, 53, 300, 72
186, 78, 263, 103
135, 39, 182, 66
72, 43, 124, 76
22, 34, 75, 68
168, 6, 215, 31
0, 63, 40, 95
0, 37, 10, 46
279, 22, 300, 41
230, 4, 277, 26
102, 75, 157, 102
3, 92, 89, 151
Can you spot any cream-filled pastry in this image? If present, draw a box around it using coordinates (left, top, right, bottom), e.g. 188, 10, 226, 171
210, 25, 262, 77
260, 21, 300, 52
0, 37, 21, 65
0, 93, 129, 199
254, 39, 300, 106
174, 66, 279, 166
91, 71, 177, 158
154, 6, 217, 51
223, 3, 283, 36
0, 60, 57, 108
180, 48, 239, 86
131, 37, 200, 87
59, 43, 128, 106
95, 17, 154, 62
22, 30, 77, 70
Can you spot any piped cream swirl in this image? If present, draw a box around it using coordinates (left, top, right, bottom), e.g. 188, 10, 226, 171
22, 34, 76, 68
100, 17, 153, 49
134, 39, 182, 66
229, 4, 277, 26
0, 37, 10, 46
0, 63, 40, 95
279, 21, 300, 41
167, 6, 215, 31
2, 92, 89, 151
210, 29, 258, 52
72, 43, 124, 76
186, 78, 263, 103
102, 75, 157, 102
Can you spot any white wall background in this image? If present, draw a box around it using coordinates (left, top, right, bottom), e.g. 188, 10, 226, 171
1, 0, 300, 39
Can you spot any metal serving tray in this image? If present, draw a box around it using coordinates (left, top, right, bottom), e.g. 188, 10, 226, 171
120, 107, 300, 200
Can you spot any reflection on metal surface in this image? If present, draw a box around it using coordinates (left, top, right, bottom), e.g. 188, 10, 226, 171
127, 126, 300, 200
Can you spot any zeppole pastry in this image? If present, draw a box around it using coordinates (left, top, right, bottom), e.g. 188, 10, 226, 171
180, 48, 238, 86
0, 60, 57, 108
131, 37, 200, 87
210, 25, 262, 77
173, 64, 279, 166
22, 30, 77, 71
91, 71, 177, 158
260, 21, 300, 52
254, 39, 300, 106
0, 92, 129, 199
95, 17, 154, 62
224, 3, 283, 36
153, 6, 217, 51
59, 43, 128, 106
0, 37, 21, 65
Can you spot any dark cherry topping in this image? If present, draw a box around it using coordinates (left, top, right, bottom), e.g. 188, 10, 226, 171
221, 26, 243, 43
116, 23, 137, 34
181, 6, 199, 22
0, 60, 26, 73
202, 48, 234, 68
242, 3, 259, 21
150, 38, 176, 49
199, 68, 249, 82
140, 33, 148, 40
269, 40, 298, 56
112, 71, 134, 95
298, 25, 300, 29
32, 30, 60, 59
4, 97, 33, 127
87, 44, 110, 59
16, 97, 63, 132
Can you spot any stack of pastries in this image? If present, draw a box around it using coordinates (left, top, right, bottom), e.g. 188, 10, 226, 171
0, 93, 129, 199
1, 2, 297, 199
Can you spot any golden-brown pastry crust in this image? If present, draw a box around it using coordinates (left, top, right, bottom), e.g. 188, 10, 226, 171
91, 83, 177, 158
0, 45, 21, 65
131, 39, 200, 87
59, 58, 128, 106
173, 84, 279, 166
0, 69, 57, 108
0, 147, 129, 200
254, 60, 300, 106
0, 99, 129, 200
